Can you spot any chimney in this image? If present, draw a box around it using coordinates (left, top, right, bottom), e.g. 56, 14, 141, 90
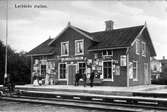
105, 20, 114, 31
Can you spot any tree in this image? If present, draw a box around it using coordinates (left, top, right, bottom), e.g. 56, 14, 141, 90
0, 40, 31, 85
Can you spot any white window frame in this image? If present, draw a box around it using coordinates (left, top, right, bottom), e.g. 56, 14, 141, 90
102, 50, 113, 56
77, 62, 86, 74
58, 63, 67, 80
61, 41, 69, 56
75, 39, 84, 55
142, 41, 146, 57
136, 39, 140, 55
120, 55, 127, 66
133, 61, 138, 81
102, 60, 114, 81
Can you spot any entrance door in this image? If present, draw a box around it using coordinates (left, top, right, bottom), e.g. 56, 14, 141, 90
68, 65, 76, 85
144, 63, 148, 84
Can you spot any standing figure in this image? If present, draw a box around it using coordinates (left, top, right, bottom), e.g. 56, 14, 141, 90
90, 70, 95, 87
82, 71, 87, 87
75, 71, 80, 86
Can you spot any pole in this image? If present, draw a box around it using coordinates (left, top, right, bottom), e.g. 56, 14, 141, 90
4, 0, 8, 85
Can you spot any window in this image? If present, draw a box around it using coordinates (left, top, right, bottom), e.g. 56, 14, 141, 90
133, 61, 138, 81
120, 55, 127, 66
103, 61, 113, 80
136, 40, 140, 55
41, 65, 46, 78
59, 63, 66, 79
61, 41, 69, 56
78, 62, 86, 74
142, 42, 146, 56
102, 50, 113, 56
75, 39, 84, 55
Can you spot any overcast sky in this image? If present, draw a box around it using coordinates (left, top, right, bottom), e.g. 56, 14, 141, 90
0, 0, 167, 59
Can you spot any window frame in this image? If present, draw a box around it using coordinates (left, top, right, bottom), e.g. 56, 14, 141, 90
102, 50, 113, 56
75, 39, 84, 55
141, 41, 146, 57
136, 39, 140, 55
77, 62, 86, 75
102, 60, 114, 81
133, 61, 138, 81
61, 41, 69, 56
58, 63, 67, 80
120, 55, 127, 66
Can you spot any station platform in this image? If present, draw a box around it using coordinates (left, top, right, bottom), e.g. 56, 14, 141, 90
10, 84, 167, 96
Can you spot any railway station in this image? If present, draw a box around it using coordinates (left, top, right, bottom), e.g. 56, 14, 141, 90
27, 20, 156, 87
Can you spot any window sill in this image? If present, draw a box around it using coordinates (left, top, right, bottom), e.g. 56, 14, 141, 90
75, 53, 84, 56
60, 55, 69, 57
103, 79, 114, 82
58, 79, 67, 81
133, 79, 138, 81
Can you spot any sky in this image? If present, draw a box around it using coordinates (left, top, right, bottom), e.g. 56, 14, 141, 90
0, 0, 167, 59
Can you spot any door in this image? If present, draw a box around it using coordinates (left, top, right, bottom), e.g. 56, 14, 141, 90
144, 63, 148, 84
68, 65, 76, 85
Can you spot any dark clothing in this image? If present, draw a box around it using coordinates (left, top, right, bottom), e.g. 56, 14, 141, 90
82, 73, 87, 87
75, 73, 80, 86
90, 72, 95, 87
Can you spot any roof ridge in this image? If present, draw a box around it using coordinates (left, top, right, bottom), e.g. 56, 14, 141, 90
90, 25, 144, 34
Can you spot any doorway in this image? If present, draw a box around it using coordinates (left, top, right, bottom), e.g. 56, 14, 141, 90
68, 64, 76, 85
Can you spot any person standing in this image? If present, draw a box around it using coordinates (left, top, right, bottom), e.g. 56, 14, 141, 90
75, 71, 80, 86
90, 70, 95, 87
82, 71, 87, 87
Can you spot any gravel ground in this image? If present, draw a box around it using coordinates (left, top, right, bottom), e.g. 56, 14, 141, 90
0, 100, 110, 112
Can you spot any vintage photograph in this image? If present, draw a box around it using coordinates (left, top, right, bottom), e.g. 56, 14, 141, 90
0, 0, 167, 111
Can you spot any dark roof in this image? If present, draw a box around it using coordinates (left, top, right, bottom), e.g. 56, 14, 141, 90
88, 25, 144, 50
27, 38, 55, 56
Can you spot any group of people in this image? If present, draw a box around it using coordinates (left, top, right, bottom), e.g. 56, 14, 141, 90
75, 70, 95, 87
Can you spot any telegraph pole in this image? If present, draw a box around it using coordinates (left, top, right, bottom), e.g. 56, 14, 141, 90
4, 0, 8, 85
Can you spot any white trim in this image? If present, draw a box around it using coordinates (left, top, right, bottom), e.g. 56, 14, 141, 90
27, 53, 54, 56
136, 39, 140, 55
75, 39, 84, 56
126, 54, 129, 87
141, 41, 146, 57
61, 41, 69, 56
131, 25, 146, 47
88, 47, 128, 52
133, 61, 138, 81
77, 61, 87, 74
102, 60, 114, 81
58, 62, 67, 80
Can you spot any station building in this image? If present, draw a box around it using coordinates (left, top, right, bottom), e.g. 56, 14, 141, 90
27, 20, 156, 86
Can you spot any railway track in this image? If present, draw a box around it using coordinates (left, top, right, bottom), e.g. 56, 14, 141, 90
1, 90, 167, 111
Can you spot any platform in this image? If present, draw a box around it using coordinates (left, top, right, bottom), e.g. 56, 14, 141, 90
1, 84, 166, 96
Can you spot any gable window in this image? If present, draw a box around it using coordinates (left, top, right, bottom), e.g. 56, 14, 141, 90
78, 62, 86, 74
141, 42, 146, 56
61, 41, 69, 56
133, 61, 138, 81
120, 55, 127, 66
103, 61, 113, 80
102, 50, 113, 56
59, 63, 66, 79
136, 40, 140, 55
75, 39, 84, 55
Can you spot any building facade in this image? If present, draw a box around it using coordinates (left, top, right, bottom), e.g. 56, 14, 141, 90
28, 20, 156, 86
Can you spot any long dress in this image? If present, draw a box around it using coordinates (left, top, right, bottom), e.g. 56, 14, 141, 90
33, 79, 39, 86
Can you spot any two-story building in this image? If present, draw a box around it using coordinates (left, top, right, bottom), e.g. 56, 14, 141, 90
27, 20, 156, 86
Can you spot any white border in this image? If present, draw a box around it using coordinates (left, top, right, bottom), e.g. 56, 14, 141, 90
58, 62, 67, 81
75, 39, 84, 56
61, 41, 69, 56
102, 60, 114, 81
